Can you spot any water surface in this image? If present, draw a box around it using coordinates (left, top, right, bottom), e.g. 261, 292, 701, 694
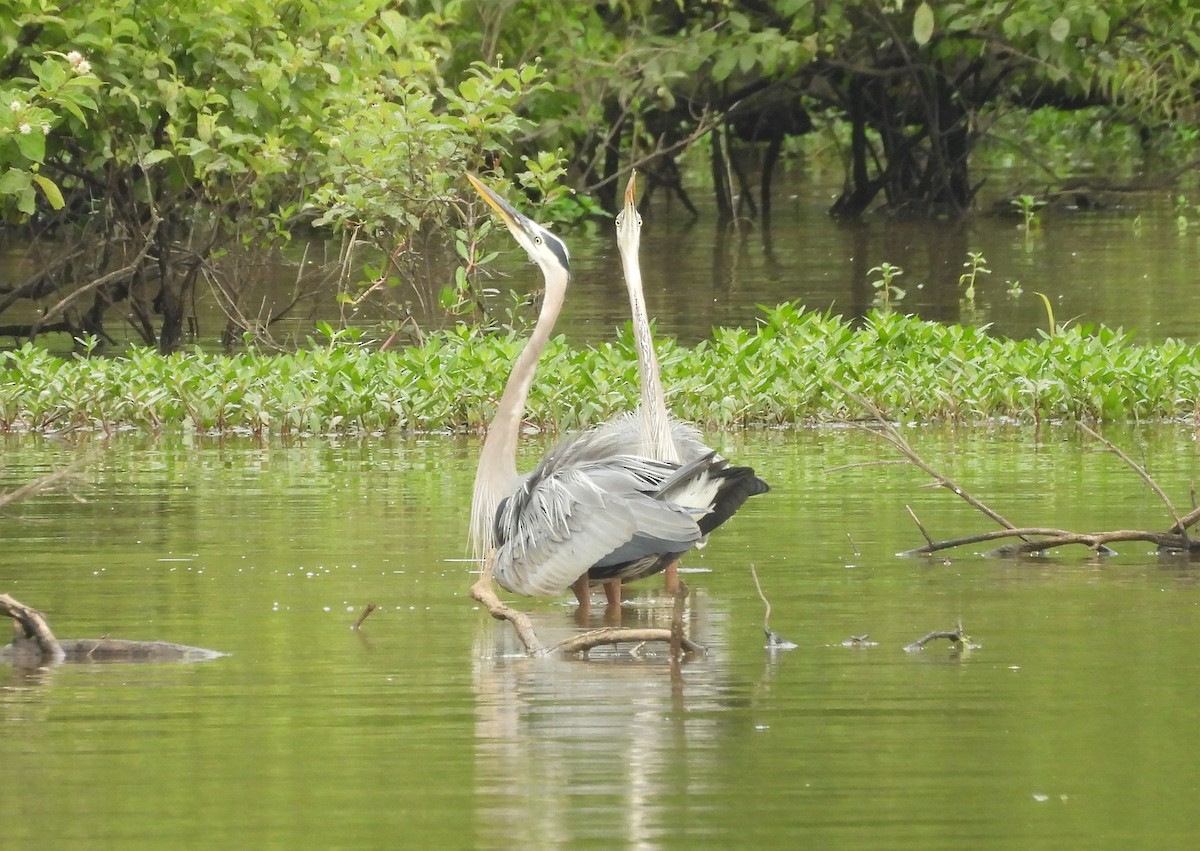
2, 428, 1199, 848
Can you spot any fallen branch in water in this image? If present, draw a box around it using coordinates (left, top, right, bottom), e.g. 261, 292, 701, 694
550, 625, 705, 656
835, 382, 1200, 558
0, 593, 64, 663
904, 621, 974, 653
1, 593, 222, 666
469, 553, 705, 658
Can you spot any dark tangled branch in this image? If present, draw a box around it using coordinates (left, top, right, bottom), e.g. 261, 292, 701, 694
835, 382, 1200, 558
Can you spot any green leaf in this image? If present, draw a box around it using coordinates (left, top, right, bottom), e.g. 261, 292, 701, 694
913, 2, 935, 47
14, 129, 46, 164
1050, 17, 1070, 43
0, 167, 32, 195
1090, 11, 1110, 43
32, 174, 64, 209
143, 149, 173, 165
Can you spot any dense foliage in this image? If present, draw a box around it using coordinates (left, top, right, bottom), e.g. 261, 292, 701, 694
1, 306, 1196, 434
2, 1, 1198, 352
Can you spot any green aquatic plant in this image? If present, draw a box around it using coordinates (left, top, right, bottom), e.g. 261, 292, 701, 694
0, 305, 1197, 434
868, 262, 905, 312
959, 251, 991, 302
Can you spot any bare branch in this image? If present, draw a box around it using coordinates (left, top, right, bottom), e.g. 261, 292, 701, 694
551, 627, 705, 656
835, 381, 1024, 534
469, 553, 544, 655
904, 620, 972, 652
0, 459, 85, 510
0, 593, 64, 663
351, 603, 377, 631
1078, 423, 1186, 535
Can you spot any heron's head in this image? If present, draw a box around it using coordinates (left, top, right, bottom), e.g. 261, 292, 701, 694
614, 170, 642, 256
467, 174, 570, 284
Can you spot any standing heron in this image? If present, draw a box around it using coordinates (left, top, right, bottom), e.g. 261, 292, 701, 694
466, 174, 734, 609
598, 170, 769, 594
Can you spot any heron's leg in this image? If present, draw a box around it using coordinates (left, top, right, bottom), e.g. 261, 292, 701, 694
603, 580, 622, 607
572, 575, 592, 611
662, 559, 680, 594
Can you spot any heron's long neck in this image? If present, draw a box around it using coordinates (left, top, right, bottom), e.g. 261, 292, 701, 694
469, 275, 567, 557
621, 245, 678, 462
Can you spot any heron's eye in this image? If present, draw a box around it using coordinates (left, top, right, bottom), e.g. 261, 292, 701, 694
534, 235, 543, 245
636, 214, 643, 226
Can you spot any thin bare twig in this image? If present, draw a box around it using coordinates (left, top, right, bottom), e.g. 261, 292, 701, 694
1078, 423, 1186, 535
749, 563, 771, 633
351, 603, 377, 631
669, 578, 688, 660
906, 505, 936, 547
904, 620, 971, 652
833, 381, 1024, 535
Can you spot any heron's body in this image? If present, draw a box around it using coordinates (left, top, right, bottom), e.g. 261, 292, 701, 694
466, 174, 729, 606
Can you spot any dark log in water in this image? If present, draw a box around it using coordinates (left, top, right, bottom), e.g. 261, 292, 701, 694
1, 593, 223, 666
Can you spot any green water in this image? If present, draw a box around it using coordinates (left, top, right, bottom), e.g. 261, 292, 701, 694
2, 428, 1199, 849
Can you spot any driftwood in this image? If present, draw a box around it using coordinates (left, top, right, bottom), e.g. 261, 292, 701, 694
2, 463, 223, 668
469, 552, 705, 658
0, 593, 223, 667
836, 383, 1200, 558
1, 594, 64, 664
904, 621, 976, 653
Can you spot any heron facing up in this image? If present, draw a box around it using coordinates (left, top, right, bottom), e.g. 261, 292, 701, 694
591, 170, 770, 596
466, 174, 736, 610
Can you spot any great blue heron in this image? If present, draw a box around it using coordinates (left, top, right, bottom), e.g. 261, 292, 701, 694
595, 170, 769, 594
466, 174, 736, 608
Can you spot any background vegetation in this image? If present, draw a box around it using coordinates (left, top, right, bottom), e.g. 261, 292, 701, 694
1, 307, 1196, 434
2, 0, 1199, 353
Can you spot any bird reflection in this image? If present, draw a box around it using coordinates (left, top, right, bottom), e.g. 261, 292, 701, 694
471, 598, 729, 848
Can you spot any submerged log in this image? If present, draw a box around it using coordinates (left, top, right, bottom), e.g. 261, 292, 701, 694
0, 593, 223, 667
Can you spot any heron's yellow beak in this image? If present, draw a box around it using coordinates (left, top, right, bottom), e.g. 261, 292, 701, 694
623, 170, 638, 210
467, 174, 529, 234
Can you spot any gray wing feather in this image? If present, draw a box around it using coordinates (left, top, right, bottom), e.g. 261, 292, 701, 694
491, 433, 704, 598
590, 410, 711, 462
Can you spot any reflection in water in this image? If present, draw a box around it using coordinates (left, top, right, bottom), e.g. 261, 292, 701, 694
472, 596, 731, 848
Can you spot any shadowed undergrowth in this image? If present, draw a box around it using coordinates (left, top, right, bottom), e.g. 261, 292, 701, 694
1, 305, 1197, 435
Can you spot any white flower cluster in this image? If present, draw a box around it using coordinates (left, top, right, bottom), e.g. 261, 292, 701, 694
66, 50, 92, 75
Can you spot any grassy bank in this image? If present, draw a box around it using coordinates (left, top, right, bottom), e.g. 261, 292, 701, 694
1, 305, 1197, 435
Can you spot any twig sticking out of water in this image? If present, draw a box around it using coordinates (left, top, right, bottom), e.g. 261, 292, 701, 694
750, 563, 795, 650
669, 578, 688, 660
469, 553, 545, 655
1079, 423, 1199, 546
904, 620, 974, 653
351, 603, 377, 631
832, 381, 1023, 536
